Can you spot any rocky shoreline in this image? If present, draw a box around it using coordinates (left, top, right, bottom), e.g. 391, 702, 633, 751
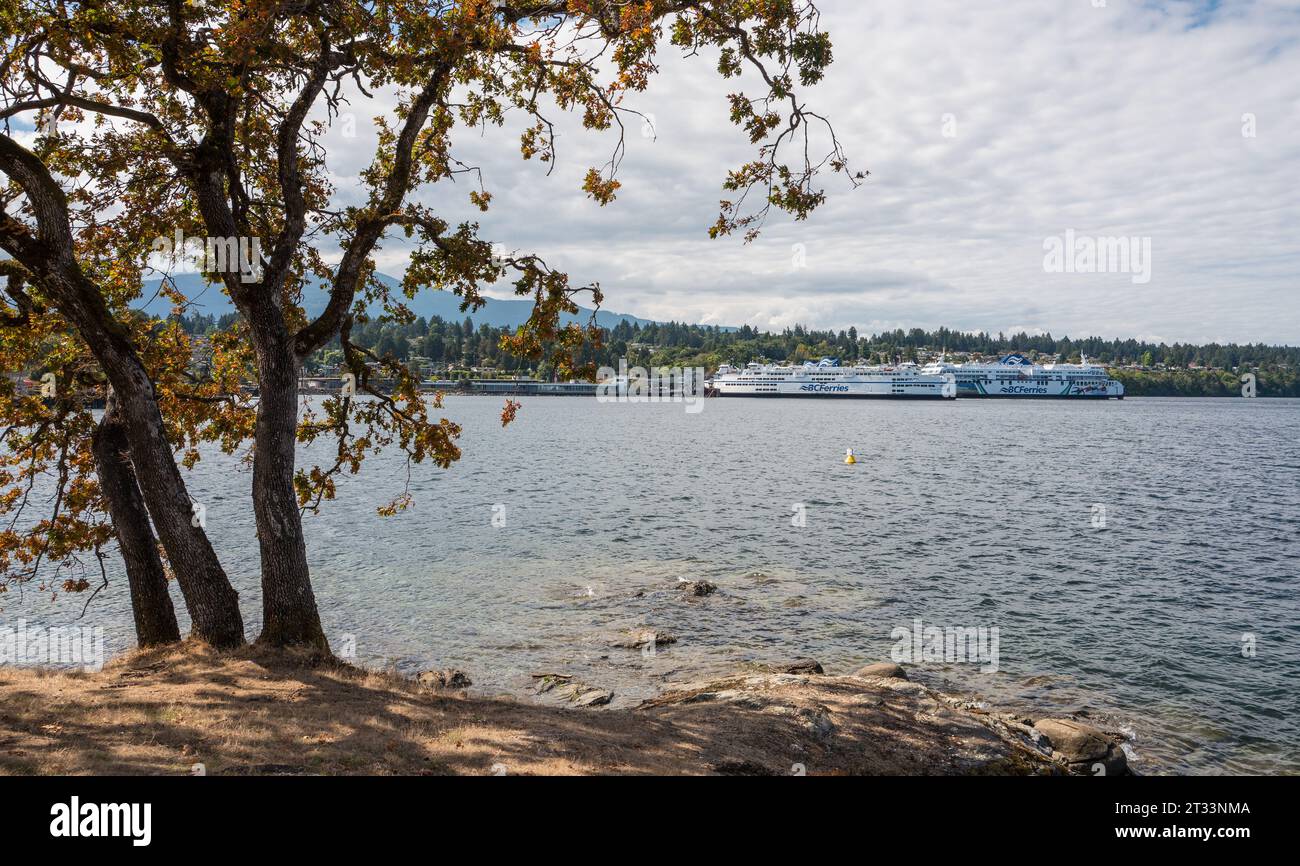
1, 644, 1131, 776
407, 575, 1135, 775
417, 657, 1131, 776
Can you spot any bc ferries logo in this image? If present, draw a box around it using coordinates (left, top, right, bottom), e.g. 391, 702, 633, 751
800, 383, 849, 392
996, 355, 1048, 394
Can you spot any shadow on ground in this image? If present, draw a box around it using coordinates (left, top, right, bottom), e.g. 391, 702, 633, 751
0, 644, 1056, 776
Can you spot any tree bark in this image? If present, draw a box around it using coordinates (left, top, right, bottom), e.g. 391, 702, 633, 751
92, 392, 182, 647
0, 133, 246, 648
251, 323, 328, 651
103, 350, 245, 648
5, 294, 245, 648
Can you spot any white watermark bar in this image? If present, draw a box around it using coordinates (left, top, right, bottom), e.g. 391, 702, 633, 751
148, 229, 264, 283
595, 358, 707, 414
0, 619, 106, 672
50, 797, 151, 847
1043, 229, 1152, 285
890, 617, 1000, 673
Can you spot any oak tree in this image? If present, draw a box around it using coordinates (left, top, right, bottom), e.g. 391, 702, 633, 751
0, 0, 858, 651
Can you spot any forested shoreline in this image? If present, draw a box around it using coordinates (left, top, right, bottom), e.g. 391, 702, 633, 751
175, 313, 1300, 397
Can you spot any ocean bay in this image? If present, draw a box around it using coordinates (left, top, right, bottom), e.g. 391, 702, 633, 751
8, 395, 1298, 775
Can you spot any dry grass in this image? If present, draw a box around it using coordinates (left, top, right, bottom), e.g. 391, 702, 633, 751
0, 644, 1056, 776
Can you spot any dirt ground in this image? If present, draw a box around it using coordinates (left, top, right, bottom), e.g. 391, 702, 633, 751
0, 644, 1062, 776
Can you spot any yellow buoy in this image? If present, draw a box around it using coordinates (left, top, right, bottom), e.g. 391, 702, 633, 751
844, 448, 856, 465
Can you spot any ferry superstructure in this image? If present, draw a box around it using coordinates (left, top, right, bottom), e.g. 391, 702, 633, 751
919, 353, 1124, 399
709, 358, 956, 399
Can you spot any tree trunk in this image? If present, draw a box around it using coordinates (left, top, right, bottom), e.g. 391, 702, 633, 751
50, 288, 246, 648
92, 392, 182, 647
106, 357, 247, 648
251, 327, 329, 651
0, 134, 244, 647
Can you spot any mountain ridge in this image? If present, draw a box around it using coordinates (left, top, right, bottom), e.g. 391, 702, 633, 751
137, 271, 663, 331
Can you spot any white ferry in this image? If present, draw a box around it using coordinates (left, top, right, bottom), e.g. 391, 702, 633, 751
919, 353, 1124, 399
709, 358, 956, 399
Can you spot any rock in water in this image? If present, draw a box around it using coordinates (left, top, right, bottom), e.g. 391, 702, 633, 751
1033, 719, 1109, 761
677, 580, 717, 597
765, 659, 824, 675
531, 674, 612, 708
570, 687, 614, 708
1033, 718, 1129, 776
854, 662, 908, 680
417, 669, 472, 690
611, 629, 678, 650
530, 673, 573, 694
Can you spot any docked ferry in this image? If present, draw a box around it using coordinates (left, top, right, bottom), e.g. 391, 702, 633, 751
919, 354, 1124, 399
709, 358, 956, 398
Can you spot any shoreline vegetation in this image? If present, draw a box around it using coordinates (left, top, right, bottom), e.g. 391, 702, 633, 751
0, 645, 1130, 776
170, 312, 1300, 399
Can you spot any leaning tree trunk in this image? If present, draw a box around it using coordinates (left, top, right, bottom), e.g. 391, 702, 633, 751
250, 324, 328, 651
101, 350, 247, 648
92, 391, 182, 647
0, 133, 243, 647
30, 280, 246, 647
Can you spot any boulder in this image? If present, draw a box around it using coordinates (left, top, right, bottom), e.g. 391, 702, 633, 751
530, 673, 573, 694
764, 658, 824, 675
417, 669, 472, 690
531, 674, 612, 708
677, 580, 717, 597
854, 662, 908, 680
570, 687, 613, 708
1033, 718, 1128, 775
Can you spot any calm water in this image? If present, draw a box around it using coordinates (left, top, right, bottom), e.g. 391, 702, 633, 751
6, 396, 1299, 774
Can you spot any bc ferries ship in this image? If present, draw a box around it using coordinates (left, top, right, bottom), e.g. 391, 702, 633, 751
710, 358, 956, 399
919, 354, 1124, 399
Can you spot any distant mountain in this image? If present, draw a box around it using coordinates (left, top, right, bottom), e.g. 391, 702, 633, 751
136, 271, 659, 330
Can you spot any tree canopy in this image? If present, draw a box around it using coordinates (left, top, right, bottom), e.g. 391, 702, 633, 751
0, 1, 855, 650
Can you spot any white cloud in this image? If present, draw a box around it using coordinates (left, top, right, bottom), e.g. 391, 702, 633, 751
321, 0, 1300, 344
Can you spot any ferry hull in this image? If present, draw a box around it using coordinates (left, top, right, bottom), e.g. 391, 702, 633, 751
712, 381, 954, 399
713, 391, 952, 398
956, 382, 1124, 399
924, 354, 1125, 400
709, 359, 955, 399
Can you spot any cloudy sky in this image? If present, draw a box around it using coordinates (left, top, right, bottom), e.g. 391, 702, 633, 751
326, 0, 1300, 345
